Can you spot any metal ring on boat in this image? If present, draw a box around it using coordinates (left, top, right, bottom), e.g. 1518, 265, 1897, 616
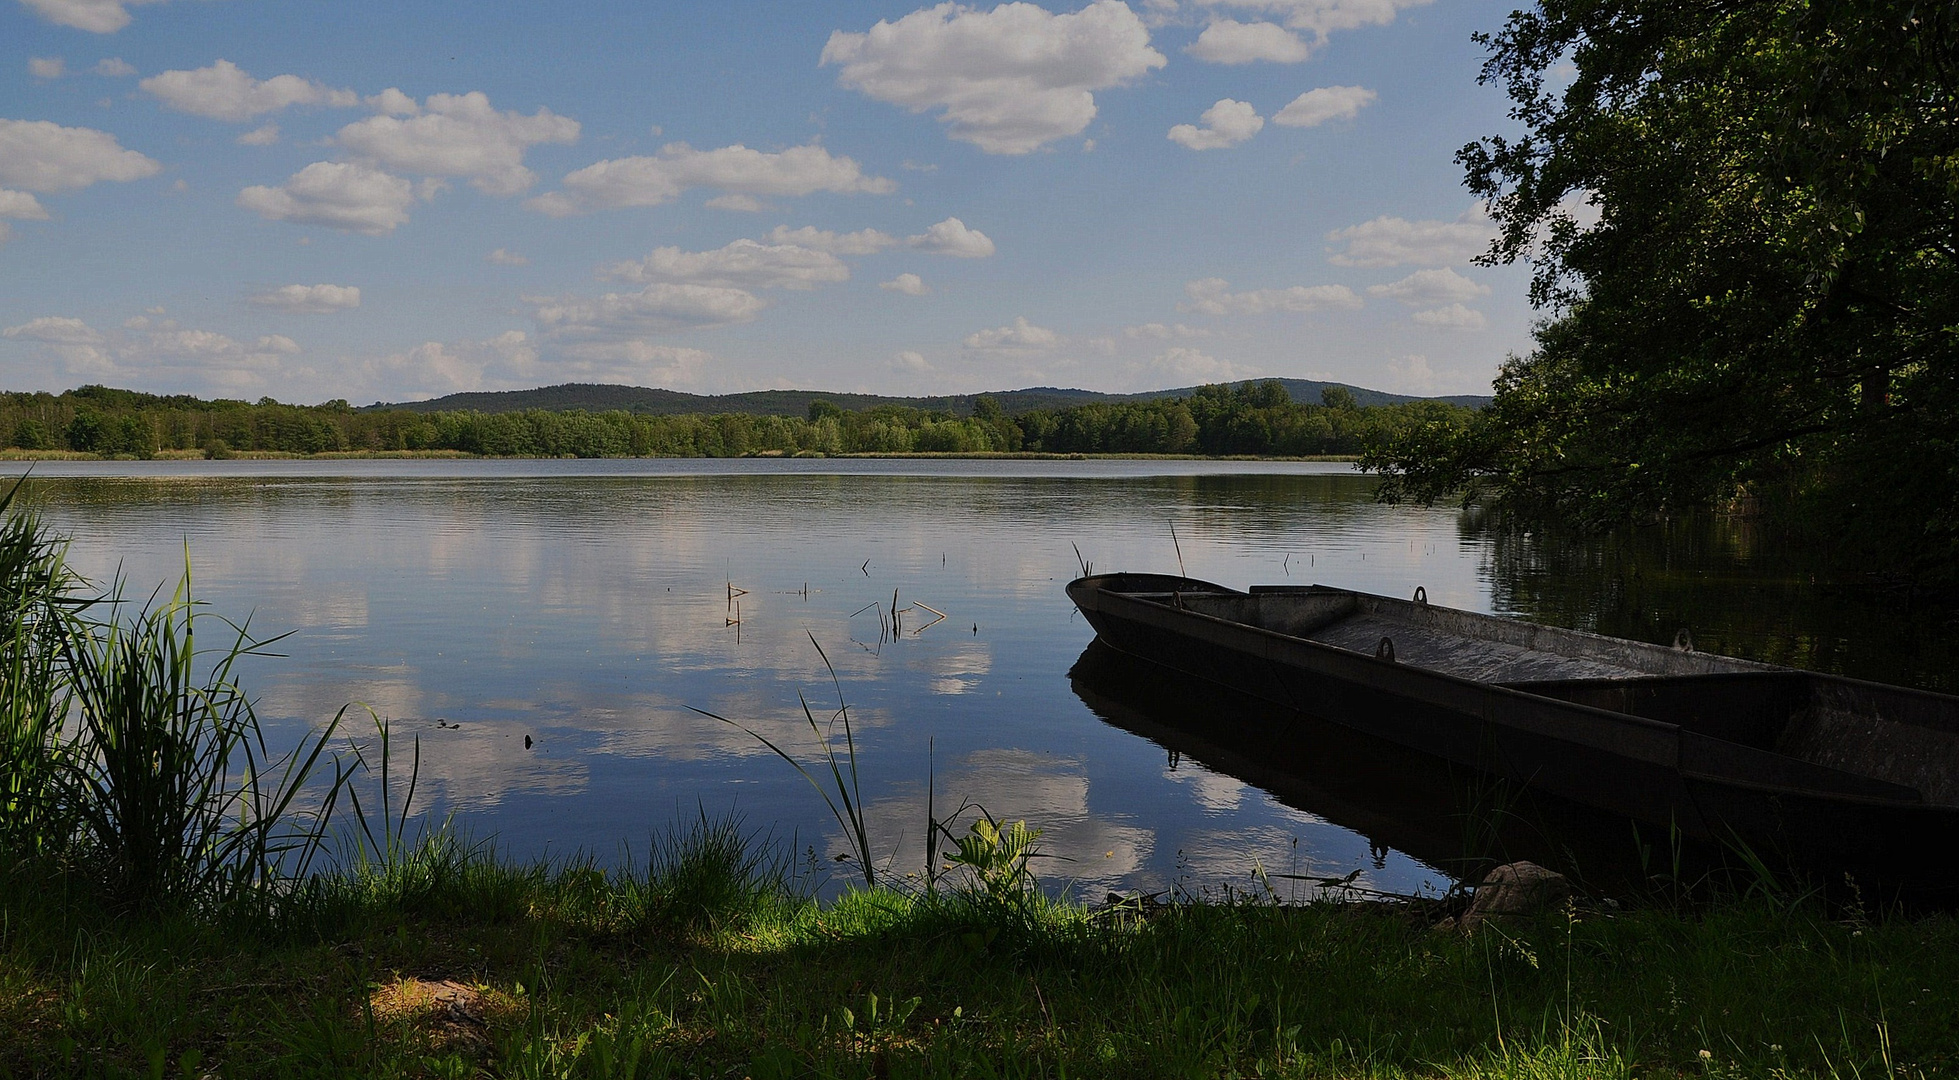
1673, 628, 1695, 652
1376, 636, 1396, 662
1413, 586, 1427, 605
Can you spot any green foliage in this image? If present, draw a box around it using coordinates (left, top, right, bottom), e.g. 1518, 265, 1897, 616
943, 816, 1043, 904
1, 382, 1475, 459
1368, 0, 1959, 577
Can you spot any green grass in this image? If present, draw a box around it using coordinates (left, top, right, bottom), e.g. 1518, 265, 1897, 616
1, 826, 1955, 1078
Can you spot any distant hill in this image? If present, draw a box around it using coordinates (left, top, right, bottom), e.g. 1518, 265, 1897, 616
372, 379, 1490, 417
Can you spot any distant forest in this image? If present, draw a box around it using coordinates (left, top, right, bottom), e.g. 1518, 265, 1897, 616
0, 381, 1475, 459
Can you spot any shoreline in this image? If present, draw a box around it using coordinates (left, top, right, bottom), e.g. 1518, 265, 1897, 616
0, 448, 1364, 464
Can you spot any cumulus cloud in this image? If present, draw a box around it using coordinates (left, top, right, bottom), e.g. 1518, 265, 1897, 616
1325, 205, 1497, 267
0, 189, 51, 221
29, 57, 66, 80
0, 118, 161, 192
764, 224, 899, 255
1411, 303, 1487, 330
1181, 277, 1362, 315
364, 87, 419, 116
336, 91, 579, 197
247, 283, 361, 314
531, 284, 767, 339
528, 143, 892, 216
236, 123, 279, 146
485, 247, 528, 266
1147, 346, 1246, 382
1387, 352, 1437, 393
93, 57, 136, 77
1168, 98, 1263, 150
822, 1, 1166, 154
907, 216, 994, 257
1192, 0, 1433, 45
894, 349, 933, 371
140, 60, 357, 122
880, 272, 928, 295
360, 331, 730, 398
1273, 85, 1376, 127
964, 316, 1058, 351
598, 239, 850, 291
1186, 20, 1309, 63
3, 315, 102, 344
1367, 266, 1488, 307
703, 193, 768, 212
4, 313, 307, 392
17, 0, 168, 33
237, 161, 415, 235
1125, 322, 1208, 339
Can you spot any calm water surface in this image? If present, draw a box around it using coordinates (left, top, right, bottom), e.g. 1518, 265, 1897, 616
21, 458, 1952, 898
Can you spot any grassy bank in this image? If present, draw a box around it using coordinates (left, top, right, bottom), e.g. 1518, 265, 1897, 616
2, 825, 1956, 1079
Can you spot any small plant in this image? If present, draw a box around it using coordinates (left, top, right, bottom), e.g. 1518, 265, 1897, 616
944, 815, 1043, 903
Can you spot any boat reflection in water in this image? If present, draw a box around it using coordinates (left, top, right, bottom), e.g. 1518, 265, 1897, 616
1072, 639, 1751, 901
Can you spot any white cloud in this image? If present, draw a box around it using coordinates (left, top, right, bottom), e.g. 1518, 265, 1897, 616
529, 143, 892, 216
0, 190, 51, 220
336, 92, 580, 197
485, 247, 528, 266
359, 331, 541, 398
598, 239, 850, 291
1386, 352, 1437, 393
1192, 0, 1433, 44
0, 118, 161, 193
545, 340, 722, 391
1273, 85, 1376, 127
907, 216, 994, 257
92, 57, 136, 77
1125, 322, 1208, 339
364, 87, 419, 116
893, 349, 933, 371
1168, 98, 1263, 150
703, 193, 768, 212
881, 272, 928, 295
1367, 266, 1488, 306
247, 283, 361, 314
964, 316, 1058, 351
1411, 303, 1487, 330
29, 57, 67, 80
1326, 205, 1496, 267
764, 224, 899, 255
237, 161, 415, 235
1180, 277, 1362, 315
236, 123, 280, 146
1186, 20, 1309, 63
822, 1, 1167, 154
3, 315, 103, 344
4, 314, 308, 392
1148, 346, 1246, 382
531, 284, 768, 339
140, 60, 357, 122
17, 0, 167, 33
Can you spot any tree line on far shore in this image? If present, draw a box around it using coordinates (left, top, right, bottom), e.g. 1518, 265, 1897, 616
0, 381, 1474, 459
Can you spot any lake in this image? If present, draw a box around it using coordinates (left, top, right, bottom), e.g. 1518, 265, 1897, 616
18, 458, 1952, 899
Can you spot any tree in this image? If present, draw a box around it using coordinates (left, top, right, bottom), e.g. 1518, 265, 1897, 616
1365, 0, 1959, 575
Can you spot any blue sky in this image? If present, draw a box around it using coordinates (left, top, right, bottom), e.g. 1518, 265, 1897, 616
0, 0, 1540, 403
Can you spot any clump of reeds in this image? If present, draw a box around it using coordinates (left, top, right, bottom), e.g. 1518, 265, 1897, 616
0, 478, 353, 917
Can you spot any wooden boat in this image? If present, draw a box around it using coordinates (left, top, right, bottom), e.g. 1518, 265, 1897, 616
1067, 572, 1959, 886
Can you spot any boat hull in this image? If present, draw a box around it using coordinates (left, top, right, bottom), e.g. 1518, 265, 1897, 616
1068, 573, 1959, 890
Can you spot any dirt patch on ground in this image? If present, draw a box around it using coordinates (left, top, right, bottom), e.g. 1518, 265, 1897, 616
368, 976, 521, 1049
